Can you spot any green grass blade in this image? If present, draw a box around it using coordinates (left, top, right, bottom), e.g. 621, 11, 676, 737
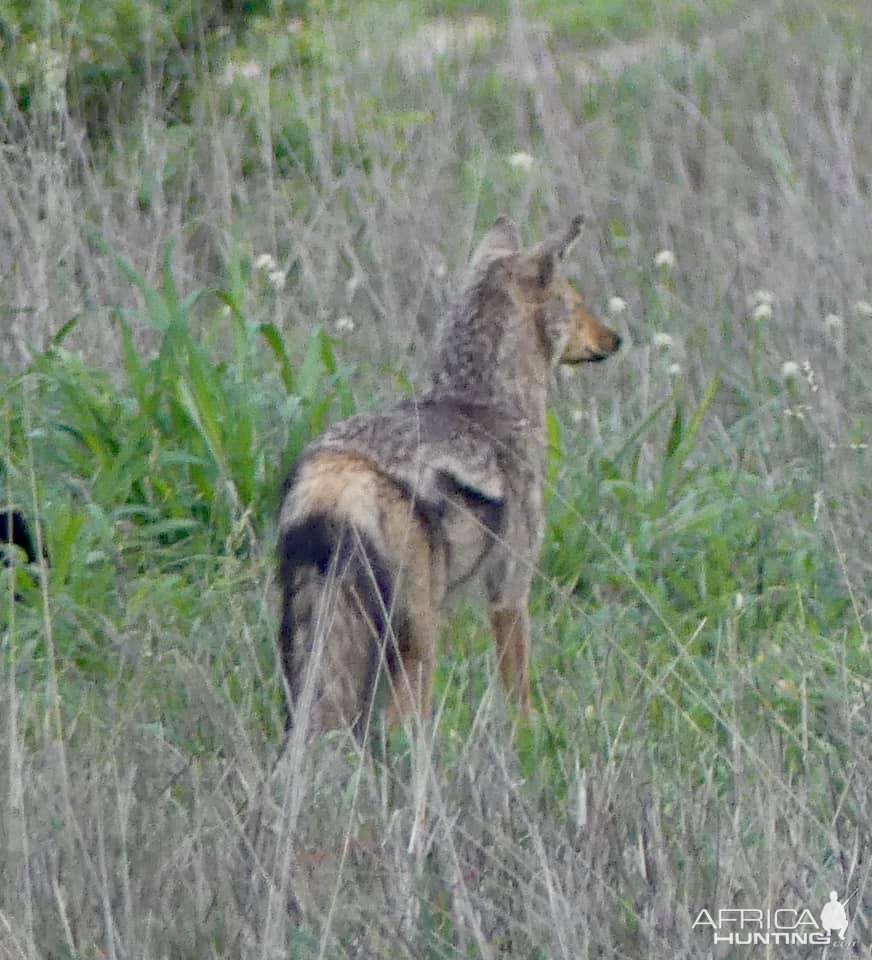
258, 321, 296, 393
87, 229, 173, 332
655, 373, 720, 510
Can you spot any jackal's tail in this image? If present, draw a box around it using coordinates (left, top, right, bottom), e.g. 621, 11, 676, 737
277, 512, 400, 737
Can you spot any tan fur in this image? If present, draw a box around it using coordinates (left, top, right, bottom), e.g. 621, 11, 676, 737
277, 216, 621, 736
554, 278, 623, 363
490, 606, 531, 716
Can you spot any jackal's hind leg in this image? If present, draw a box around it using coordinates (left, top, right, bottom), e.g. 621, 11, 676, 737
382, 532, 437, 728
489, 605, 531, 717
383, 585, 437, 727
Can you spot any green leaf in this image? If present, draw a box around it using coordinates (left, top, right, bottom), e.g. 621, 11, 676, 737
46, 508, 86, 587
49, 315, 80, 349
87, 229, 173, 332
665, 404, 684, 460
176, 377, 226, 480
258, 322, 295, 393
655, 374, 720, 510
296, 326, 326, 403
546, 409, 562, 491
611, 395, 671, 465
161, 237, 180, 315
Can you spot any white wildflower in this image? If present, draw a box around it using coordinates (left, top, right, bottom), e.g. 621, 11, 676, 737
607, 296, 627, 315
854, 300, 872, 318
752, 303, 773, 322
345, 275, 360, 302
335, 316, 355, 335
781, 360, 799, 383
750, 289, 775, 307
222, 60, 262, 84
654, 249, 676, 270
570, 408, 584, 425
44, 50, 66, 97
267, 269, 287, 291
508, 151, 535, 172
238, 60, 262, 80
668, 362, 682, 378
254, 253, 277, 273
652, 332, 674, 350
733, 592, 745, 611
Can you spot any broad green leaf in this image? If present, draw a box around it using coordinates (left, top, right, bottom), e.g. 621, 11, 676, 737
258, 322, 295, 393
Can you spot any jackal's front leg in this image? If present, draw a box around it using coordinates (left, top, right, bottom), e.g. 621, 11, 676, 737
489, 605, 531, 716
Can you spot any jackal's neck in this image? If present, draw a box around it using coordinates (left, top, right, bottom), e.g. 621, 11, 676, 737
424, 284, 549, 436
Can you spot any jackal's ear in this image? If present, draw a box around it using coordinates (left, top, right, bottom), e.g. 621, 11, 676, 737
527, 215, 584, 285
470, 217, 521, 270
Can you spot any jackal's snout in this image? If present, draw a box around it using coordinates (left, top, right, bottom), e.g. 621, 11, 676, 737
560, 284, 623, 364
578, 316, 622, 362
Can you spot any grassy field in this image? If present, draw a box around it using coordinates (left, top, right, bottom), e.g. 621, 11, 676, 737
1, 0, 871, 956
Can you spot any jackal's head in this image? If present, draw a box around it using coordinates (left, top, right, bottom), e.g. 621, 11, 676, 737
470, 215, 622, 366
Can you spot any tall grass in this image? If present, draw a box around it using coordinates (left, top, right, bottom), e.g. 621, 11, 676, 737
1, 0, 871, 956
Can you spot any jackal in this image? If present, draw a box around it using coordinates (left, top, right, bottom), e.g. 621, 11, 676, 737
276, 216, 621, 736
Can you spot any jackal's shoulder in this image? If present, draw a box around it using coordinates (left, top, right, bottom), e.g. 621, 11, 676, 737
305, 396, 514, 506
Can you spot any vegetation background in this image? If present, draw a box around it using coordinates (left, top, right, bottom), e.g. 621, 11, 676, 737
1, 0, 870, 956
